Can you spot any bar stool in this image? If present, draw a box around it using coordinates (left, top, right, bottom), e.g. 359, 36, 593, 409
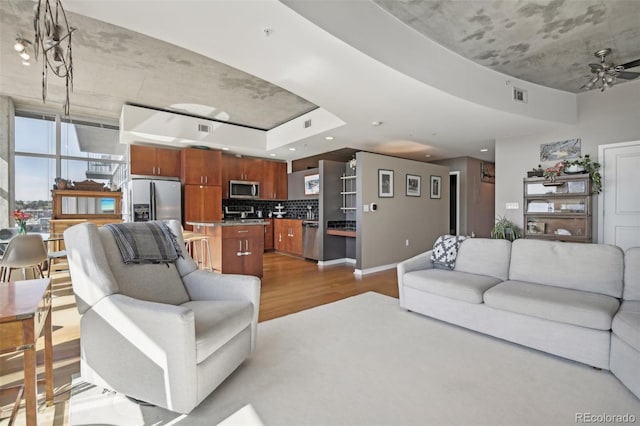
183, 233, 213, 271
0, 234, 48, 282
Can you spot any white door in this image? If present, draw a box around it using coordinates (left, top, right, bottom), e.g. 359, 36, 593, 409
599, 141, 640, 251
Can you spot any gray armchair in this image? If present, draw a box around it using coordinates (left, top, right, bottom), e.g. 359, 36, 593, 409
64, 220, 260, 413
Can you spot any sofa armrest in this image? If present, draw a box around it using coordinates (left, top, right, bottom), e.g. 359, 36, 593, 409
84, 294, 197, 412
397, 250, 433, 306
182, 270, 261, 350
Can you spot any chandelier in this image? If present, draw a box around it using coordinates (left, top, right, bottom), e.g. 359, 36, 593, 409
14, 0, 76, 115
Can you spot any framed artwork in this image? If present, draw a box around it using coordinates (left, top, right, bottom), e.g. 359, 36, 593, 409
430, 175, 441, 199
540, 138, 581, 162
481, 161, 495, 184
406, 174, 421, 197
378, 169, 394, 197
304, 174, 320, 195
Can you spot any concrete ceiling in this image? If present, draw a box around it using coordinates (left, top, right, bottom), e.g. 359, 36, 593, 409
1, 0, 639, 163
374, 0, 640, 93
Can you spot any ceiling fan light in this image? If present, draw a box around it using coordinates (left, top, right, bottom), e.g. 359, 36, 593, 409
19, 51, 30, 61
14, 41, 25, 52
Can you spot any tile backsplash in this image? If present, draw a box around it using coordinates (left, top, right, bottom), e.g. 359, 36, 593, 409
222, 199, 319, 220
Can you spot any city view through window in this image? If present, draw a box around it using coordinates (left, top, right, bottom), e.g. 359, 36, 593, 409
13, 113, 127, 234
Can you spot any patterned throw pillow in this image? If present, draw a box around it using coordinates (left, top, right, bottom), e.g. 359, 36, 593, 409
430, 235, 467, 270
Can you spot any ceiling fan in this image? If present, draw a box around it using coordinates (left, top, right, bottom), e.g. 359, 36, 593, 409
581, 48, 640, 91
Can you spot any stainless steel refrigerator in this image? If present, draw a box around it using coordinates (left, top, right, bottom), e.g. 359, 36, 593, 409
126, 178, 182, 222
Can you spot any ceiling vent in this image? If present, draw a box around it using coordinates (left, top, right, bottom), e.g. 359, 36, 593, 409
197, 123, 212, 133
513, 87, 528, 103
304, 119, 312, 129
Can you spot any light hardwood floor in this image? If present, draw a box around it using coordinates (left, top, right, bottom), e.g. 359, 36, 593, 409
0, 252, 399, 425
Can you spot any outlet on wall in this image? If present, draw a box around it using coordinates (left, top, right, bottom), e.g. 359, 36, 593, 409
363, 204, 370, 212
405, 239, 409, 246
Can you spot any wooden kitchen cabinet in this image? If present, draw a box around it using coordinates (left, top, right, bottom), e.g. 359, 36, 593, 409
220, 225, 264, 277
273, 219, 303, 257
222, 156, 264, 198
181, 148, 221, 186
264, 219, 274, 251
130, 145, 181, 177
183, 185, 222, 225
262, 161, 288, 200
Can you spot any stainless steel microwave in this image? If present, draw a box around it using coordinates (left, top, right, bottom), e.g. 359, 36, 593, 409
229, 180, 260, 199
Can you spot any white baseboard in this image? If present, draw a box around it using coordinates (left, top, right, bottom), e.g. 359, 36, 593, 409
354, 262, 397, 276
318, 258, 356, 267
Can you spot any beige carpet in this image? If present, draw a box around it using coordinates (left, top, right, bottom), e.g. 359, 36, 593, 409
69, 292, 640, 425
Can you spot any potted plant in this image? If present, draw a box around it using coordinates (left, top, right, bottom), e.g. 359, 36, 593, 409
564, 155, 602, 194
490, 215, 522, 241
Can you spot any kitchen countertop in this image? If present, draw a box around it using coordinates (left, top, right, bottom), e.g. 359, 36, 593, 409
187, 220, 268, 227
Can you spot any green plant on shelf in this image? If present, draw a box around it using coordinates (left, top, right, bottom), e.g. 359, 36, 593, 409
564, 155, 602, 194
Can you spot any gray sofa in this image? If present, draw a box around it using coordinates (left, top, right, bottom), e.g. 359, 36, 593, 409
397, 238, 638, 398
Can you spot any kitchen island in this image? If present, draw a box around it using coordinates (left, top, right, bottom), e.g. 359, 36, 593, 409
187, 220, 267, 277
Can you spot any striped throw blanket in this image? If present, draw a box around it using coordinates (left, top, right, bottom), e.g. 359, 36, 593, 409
104, 222, 183, 264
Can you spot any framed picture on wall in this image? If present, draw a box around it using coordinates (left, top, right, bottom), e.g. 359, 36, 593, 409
304, 174, 320, 195
480, 161, 495, 184
406, 174, 421, 197
378, 169, 394, 197
430, 175, 441, 199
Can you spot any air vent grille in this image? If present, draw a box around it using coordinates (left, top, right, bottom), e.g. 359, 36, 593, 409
304, 119, 312, 128
513, 87, 528, 103
198, 123, 212, 133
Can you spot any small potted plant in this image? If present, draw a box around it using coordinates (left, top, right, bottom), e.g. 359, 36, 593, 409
563, 155, 602, 194
490, 215, 522, 241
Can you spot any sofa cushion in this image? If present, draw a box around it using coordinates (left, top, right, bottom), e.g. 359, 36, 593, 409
431, 235, 467, 269
624, 248, 640, 301
454, 238, 512, 281
484, 280, 620, 331
612, 301, 640, 352
100, 228, 190, 306
509, 239, 624, 298
182, 300, 254, 363
403, 269, 502, 304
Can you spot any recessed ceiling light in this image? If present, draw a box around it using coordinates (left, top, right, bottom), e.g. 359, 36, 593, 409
325, 136, 334, 140
371, 121, 383, 126
425, 154, 432, 158
269, 153, 276, 157
480, 148, 489, 152
289, 148, 296, 151
221, 147, 229, 151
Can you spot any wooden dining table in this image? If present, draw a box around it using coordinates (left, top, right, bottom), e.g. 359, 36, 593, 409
0, 278, 54, 425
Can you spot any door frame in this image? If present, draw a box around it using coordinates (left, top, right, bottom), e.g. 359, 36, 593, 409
450, 171, 460, 236
597, 140, 640, 243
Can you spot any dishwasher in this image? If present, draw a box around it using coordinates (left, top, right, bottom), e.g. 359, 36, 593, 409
302, 221, 320, 260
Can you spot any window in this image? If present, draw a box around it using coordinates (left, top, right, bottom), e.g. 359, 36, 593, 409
12, 111, 126, 229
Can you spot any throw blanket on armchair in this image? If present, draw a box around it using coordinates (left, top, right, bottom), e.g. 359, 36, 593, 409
430, 235, 467, 269
104, 221, 183, 264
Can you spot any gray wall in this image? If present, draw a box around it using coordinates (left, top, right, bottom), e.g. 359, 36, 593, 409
0, 96, 13, 229
319, 160, 349, 261
288, 167, 320, 200
356, 151, 449, 271
495, 79, 640, 241
435, 157, 495, 238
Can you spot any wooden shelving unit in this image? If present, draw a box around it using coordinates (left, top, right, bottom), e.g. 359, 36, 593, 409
523, 174, 592, 243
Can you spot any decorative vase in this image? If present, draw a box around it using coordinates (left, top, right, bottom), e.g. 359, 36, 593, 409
18, 222, 27, 235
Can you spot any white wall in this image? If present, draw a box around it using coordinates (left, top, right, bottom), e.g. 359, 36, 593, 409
495, 79, 640, 240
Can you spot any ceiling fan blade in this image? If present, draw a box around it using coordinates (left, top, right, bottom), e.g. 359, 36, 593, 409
589, 63, 603, 71
617, 71, 640, 80
620, 58, 640, 69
